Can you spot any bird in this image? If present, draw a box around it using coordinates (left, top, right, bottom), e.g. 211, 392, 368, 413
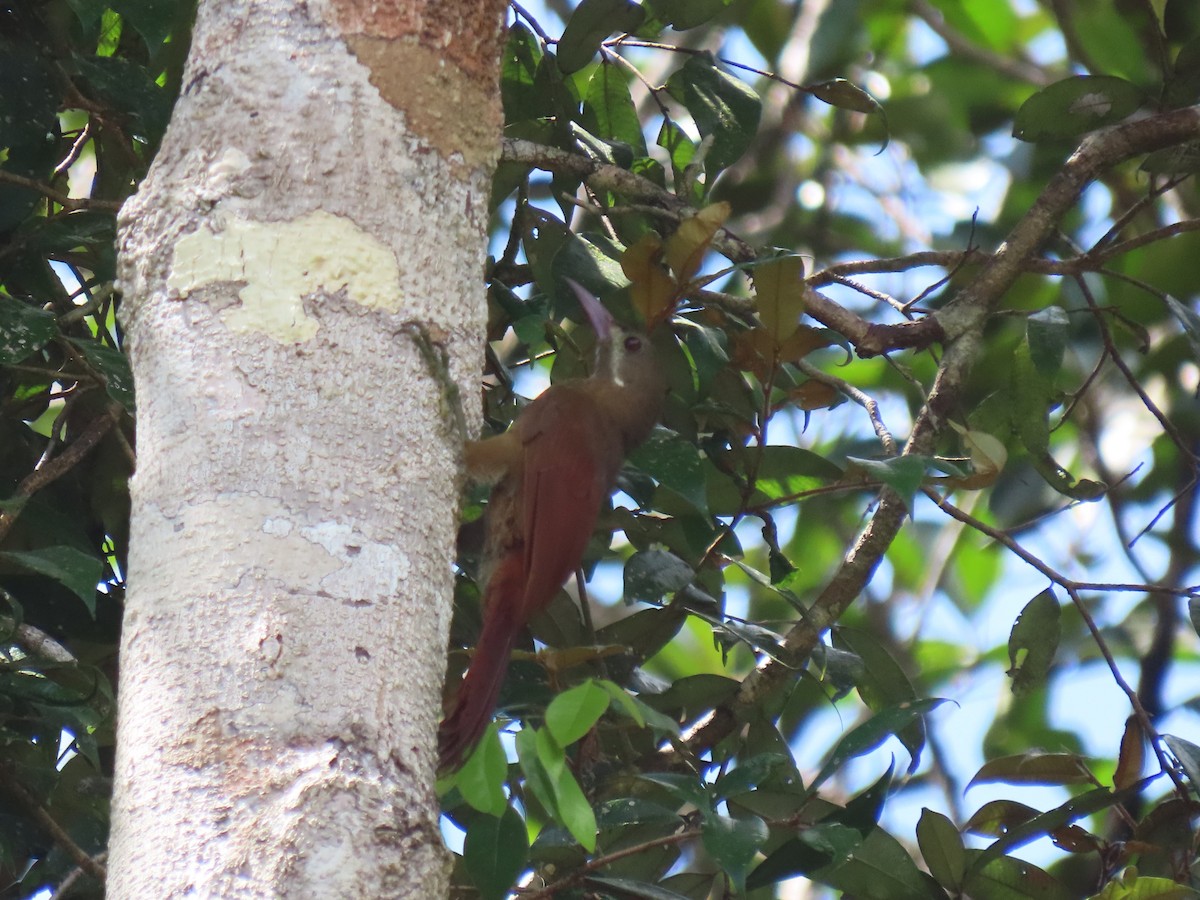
438, 280, 667, 771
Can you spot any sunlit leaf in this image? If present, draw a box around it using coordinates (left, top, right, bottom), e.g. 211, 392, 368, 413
453, 724, 508, 816
545, 679, 611, 746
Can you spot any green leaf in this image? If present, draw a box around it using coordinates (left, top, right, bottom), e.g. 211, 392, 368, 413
557, 0, 645, 74
701, 814, 768, 891
595, 797, 682, 830
967, 784, 1142, 875
665, 55, 762, 173
818, 825, 941, 900
646, 0, 734, 30
613, 693, 681, 738
74, 56, 174, 143
1006, 588, 1060, 695
629, 429, 708, 514
545, 679, 611, 746
747, 823, 863, 890
638, 771, 713, 812
463, 806, 529, 900
1141, 143, 1200, 175
846, 455, 928, 508
713, 753, 789, 798
1164, 734, 1200, 796
534, 727, 597, 850
454, 724, 508, 816
1, 547, 101, 616
657, 118, 697, 189
1013, 76, 1143, 142
840, 760, 895, 832
594, 678, 644, 726
501, 24, 544, 123
962, 850, 1074, 900
754, 445, 842, 498
0, 40, 60, 153
963, 799, 1040, 838
917, 808, 966, 891
624, 549, 694, 603
0, 293, 57, 365
64, 0, 110, 29
584, 59, 648, 157
811, 698, 948, 790
809, 78, 883, 115
70, 338, 134, 412
834, 629, 925, 765
1088, 872, 1200, 899
109, 0, 190, 50
515, 727, 559, 820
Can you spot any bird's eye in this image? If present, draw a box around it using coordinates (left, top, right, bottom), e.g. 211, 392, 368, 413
624, 335, 643, 353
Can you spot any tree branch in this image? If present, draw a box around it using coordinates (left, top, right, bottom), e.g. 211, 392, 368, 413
2, 771, 108, 882
0, 403, 123, 543
671, 104, 1200, 760
0, 170, 121, 213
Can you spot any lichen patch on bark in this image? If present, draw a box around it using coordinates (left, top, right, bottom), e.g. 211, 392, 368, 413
168, 210, 403, 343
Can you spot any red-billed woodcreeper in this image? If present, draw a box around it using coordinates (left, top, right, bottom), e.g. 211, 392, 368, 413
438, 281, 666, 770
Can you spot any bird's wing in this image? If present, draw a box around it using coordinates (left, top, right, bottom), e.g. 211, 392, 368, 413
517, 388, 621, 621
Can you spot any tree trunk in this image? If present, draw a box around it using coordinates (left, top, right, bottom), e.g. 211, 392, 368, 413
107, 1, 505, 895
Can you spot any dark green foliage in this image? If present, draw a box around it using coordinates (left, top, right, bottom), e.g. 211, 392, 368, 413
0, 1, 192, 896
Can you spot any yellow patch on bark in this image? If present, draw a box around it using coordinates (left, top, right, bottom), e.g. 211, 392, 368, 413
169, 210, 403, 343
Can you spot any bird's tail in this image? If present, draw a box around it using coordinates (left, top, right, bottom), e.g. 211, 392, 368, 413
438, 554, 524, 772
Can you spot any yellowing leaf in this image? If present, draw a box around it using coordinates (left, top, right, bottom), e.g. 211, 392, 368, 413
729, 327, 775, 379
621, 233, 677, 327
777, 324, 826, 363
664, 202, 730, 283
947, 422, 1008, 489
752, 255, 806, 345
790, 380, 840, 411
1113, 717, 1144, 791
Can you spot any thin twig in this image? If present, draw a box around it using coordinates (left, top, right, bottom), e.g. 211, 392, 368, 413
922, 489, 1190, 798
794, 358, 896, 455
909, 0, 1052, 86
520, 828, 698, 898
0, 170, 121, 213
2, 773, 107, 882
0, 404, 123, 543
49, 853, 108, 900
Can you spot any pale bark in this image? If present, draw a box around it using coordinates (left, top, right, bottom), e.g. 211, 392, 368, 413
107, 0, 506, 896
